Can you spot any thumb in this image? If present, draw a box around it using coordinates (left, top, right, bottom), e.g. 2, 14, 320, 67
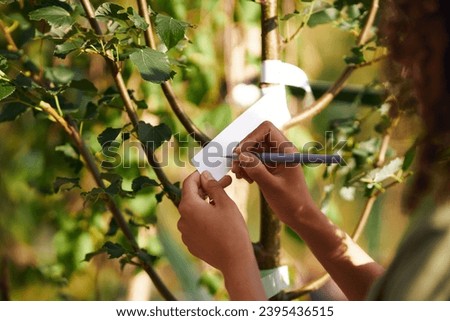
200, 171, 229, 203
238, 152, 274, 187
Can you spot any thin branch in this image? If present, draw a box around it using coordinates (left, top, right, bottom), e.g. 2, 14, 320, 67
281, 22, 304, 44
136, 0, 156, 49
356, 0, 380, 46
136, 0, 211, 146
39, 101, 176, 301
282, 0, 381, 130
78, 0, 177, 203
356, 54, 388, 69
0, 20, 19, 51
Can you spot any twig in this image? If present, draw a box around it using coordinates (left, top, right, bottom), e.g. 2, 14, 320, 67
356, 0, 379, 46
282, 0, 380, 130
281, 22, 304, 44
356, 54, 388, 69
39, 101, 176, 301
136, 0, 211, 146
78, 0, 177, 203
0, 20, 19, 51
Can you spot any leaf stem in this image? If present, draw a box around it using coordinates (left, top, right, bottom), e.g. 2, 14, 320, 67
53, 95, 63, 117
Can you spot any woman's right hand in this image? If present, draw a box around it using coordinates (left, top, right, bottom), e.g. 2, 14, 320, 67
231, 121, 319, 228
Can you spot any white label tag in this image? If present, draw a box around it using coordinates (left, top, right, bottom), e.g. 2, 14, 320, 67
191, 60, 312, 181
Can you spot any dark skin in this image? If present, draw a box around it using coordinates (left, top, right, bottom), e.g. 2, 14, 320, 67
178, 121, 384, 300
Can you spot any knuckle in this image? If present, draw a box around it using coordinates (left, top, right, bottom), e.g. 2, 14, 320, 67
261, 120, 273, 128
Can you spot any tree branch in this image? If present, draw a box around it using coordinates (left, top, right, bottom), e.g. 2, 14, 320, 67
39, 101, 176, 301
282, 0, 380, 130
78, 0, 178, 204
0, 20, 18, 51
136, 0, 211, 146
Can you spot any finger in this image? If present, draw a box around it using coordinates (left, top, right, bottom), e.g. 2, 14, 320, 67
236, 121, 296, 154
218, 175, 232, 189
181, 171, 202, 200
200, 171, 230, 204
239, 152, 274, 187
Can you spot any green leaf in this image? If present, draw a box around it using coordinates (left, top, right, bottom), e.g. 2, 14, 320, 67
347, 4, 361, 20
44, 66, 75, 85
84, 241, 127, 262
55, 143, 78, 159
70, 79, 98, 95
155, 14, 190, 49
106, 218, 119, 236
344, 46, 366, 65
54, 38, 84, 58
83, 249, 105, 262
95, 2, 128, 21
83, 102, 99, 120
53, 177, 80, 193
29, 6, 74, 28
129, 48, 173, 84
402, 144, 416, 171
155, 190, 165, 203
97, 127, 122, 147
100, 172, 122, 184
82, 187, 107, 204
0, 102, 28, 122
103, 241, 126, 259
137, 121, 172, 150
127, 7, 149, 30
0, 55, 8, 71
132, 176, 159, 193
0, 81, 15, 102
136, 250, 157, 265
307, 8, 340, 27
281, 10, 300, 21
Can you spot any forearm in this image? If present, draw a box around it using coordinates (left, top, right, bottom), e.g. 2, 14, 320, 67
291, 205, 385, 300
222, 246, 267, 301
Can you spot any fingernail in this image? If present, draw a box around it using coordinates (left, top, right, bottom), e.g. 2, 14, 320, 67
202, 170, 214, 180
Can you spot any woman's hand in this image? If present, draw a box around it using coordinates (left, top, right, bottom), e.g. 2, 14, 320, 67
177, 171, 250, 271
231, 121, 318, 228
177, 171, 266, 300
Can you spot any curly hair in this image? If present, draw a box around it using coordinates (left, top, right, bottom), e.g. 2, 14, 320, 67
382, 0, 450, 209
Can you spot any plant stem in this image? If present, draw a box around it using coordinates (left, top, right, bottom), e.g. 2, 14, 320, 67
78, 0, 177, 204
39, 101, 176, 301
0, 20, 19, 51
282, 0, 380, 130
136, 0, 211, 146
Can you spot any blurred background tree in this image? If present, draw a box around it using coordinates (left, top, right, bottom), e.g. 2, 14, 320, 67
0, 0, 418, 300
